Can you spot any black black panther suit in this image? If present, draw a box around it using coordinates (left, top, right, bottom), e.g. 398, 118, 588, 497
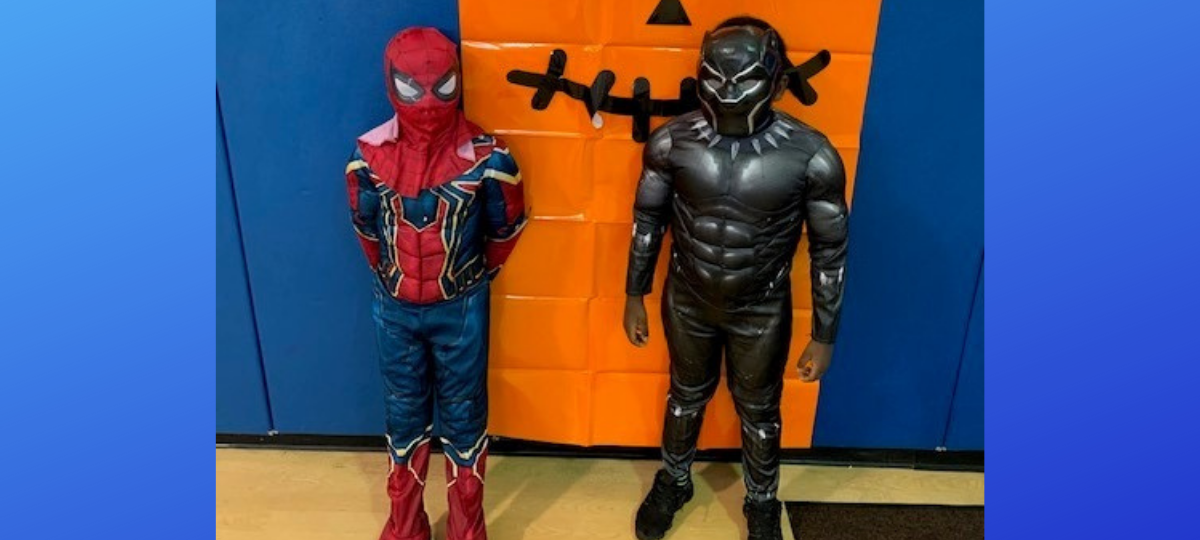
626, 20, 849, 540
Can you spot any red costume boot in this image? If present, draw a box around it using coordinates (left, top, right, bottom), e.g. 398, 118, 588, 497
380, 437, 432, 540
445, 447, 488, 540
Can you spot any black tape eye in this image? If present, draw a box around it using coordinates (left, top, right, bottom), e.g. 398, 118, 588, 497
392, 70, 423, 104
433, 70, 459, 102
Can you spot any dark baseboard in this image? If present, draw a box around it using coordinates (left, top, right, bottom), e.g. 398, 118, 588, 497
218, 433, 983, 473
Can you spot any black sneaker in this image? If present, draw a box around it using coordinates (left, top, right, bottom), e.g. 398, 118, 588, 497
744, 498, 783, 540
635, 469, 695, 540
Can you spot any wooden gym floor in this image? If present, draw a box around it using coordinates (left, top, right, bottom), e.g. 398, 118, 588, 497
216, 448, 984, 540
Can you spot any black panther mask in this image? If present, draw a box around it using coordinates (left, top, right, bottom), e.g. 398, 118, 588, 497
697, 25, 785, 137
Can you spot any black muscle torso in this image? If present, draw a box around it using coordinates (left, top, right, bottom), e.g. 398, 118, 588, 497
664, 111, 824, 307
626, 109, 848, 342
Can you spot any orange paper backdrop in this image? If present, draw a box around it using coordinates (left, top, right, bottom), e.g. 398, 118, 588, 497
462, 0, 881, 448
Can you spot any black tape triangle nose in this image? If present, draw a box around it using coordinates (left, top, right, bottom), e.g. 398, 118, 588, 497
647, 0, 691, 25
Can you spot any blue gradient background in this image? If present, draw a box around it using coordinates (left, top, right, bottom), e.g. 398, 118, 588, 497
986, 1, 1200, 539
0, 1, 215, 539
0, 1, 1196, 539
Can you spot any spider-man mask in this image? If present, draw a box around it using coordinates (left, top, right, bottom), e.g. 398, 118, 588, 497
386, 28, 465, 142
367, 27, 480, 197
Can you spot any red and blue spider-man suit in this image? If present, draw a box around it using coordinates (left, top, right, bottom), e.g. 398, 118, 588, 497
344, 27, 525, 540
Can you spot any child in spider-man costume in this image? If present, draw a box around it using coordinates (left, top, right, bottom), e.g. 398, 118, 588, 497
344, 27, 526, 540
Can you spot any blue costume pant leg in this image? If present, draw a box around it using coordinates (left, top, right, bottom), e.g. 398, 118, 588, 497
373, 285, 434, 461
426, 283, 490, 467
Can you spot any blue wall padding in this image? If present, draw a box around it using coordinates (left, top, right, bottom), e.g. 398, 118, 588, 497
217, 0, 460, 434
813, 0, 983, 448
216, 95, 273, 434
946, 263, 984, 450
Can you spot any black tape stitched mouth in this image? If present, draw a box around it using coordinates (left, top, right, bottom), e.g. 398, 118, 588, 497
505, 48, 831, 142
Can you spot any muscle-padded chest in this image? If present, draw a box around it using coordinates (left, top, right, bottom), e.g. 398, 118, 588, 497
670, 139, 809, 217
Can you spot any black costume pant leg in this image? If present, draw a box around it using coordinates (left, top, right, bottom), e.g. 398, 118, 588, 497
723, 291, 792, 502
660, 276, 725, 484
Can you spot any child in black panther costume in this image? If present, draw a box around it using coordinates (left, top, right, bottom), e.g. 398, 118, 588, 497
623, 18, 849, 540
